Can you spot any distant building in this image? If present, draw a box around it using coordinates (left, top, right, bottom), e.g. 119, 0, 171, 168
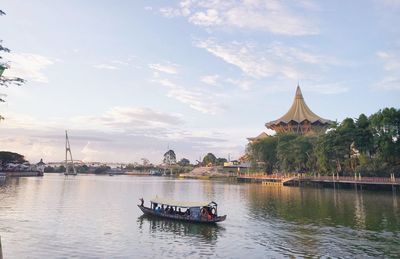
36, 158, 46, 173
265, 85, 333, 134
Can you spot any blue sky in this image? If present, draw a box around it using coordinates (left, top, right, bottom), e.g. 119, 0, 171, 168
0, 0, 399, 164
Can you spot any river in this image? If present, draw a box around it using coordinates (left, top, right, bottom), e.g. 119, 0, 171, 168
0, 174, 399, 258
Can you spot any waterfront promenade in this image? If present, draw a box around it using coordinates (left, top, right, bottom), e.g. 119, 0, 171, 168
237, 173, 400, 188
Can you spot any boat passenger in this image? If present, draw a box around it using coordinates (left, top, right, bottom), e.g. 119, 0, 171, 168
185, 209, 190, 216
140, 198, 144, 206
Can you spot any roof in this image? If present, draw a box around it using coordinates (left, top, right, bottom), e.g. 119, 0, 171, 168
150, 197, 214, 207
247, 132, 269, 141
36, 158, 46, 166
266, 86, 333, 127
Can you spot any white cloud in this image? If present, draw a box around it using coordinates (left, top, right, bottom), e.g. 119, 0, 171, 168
149, 63, 179, 74
201, 74, 219, 85
160, 0, 319, 36
151, 78, 224, 114
81, 142, 101, 162
225, 78, 252, 91
195, 39, 296, 79
195, 39, 346, 84
72, 106, 184, 132
3, 52, 54, 83
159, 7, 182, 18
0, 111, 247, 164
376, 50, 400, 90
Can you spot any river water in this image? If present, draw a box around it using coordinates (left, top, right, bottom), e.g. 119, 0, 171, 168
0, 174, 399, 258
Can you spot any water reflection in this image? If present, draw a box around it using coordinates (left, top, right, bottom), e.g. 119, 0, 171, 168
246, 185, 400, 231
137, 214, 223, 242
1, 175, 400, 258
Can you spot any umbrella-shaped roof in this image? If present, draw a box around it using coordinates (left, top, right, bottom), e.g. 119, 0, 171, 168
266, 86, 332, 127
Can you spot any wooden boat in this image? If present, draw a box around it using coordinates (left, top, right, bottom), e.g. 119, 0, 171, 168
138, 197, 226, 223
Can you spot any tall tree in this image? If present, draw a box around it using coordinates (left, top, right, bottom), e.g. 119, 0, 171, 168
276, 133, 298, 172
354, 113, 374, 156
202, 153, 217, 165
248, 137, 278, 173
163, 150, 176, 165
0, 151, 27, 166
370, 108, 400, 165
0, 10, 25, 120
215, 157, 227, 166
178, 158, 190, 166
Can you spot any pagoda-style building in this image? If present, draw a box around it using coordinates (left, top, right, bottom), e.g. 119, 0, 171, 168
265, 86, 333, 134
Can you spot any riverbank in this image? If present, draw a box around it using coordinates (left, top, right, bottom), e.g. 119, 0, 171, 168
1, 171, 43, 177
237, 173, 400, 191
179, 166, 236, 179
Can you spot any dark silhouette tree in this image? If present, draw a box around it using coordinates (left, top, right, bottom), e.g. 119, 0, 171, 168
0, 9, 25, 120
178, 158, 190, 166
202, 153, 216, 165
0, 151, 27, 166
163, 149, 176, 164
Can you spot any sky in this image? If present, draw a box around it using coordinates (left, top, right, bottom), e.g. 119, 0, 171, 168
0, 0, 399, 164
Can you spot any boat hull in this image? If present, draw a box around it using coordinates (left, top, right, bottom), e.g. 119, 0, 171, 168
138, 205, 226, 223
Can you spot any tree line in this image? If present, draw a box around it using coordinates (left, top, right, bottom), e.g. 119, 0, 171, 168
247, 107, 400, 177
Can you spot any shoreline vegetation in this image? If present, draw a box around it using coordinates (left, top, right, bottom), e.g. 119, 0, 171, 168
1, 107, 399, 186
247, 107, 400, 178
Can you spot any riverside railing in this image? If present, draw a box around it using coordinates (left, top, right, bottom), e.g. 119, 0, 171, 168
237, 173, 400, 184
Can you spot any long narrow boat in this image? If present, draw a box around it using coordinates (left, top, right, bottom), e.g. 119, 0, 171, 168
138, 197, 227, 223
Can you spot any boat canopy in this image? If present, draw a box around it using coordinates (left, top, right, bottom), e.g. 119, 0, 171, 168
150, 197, 216, 208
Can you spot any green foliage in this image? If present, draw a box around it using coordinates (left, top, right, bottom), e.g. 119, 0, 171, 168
56, 165, 66, 173
246, 107, 400, 177
203, 153, 216, 165
163, 149, 176, 164
44, 166, 55, 173
94, 165, 111, 174
215, 157, 227, 166
178, 158, 190, 166
0, 151, 27, 166
77, 164, 89, 173
1, 11, 25, 120
369, 108, 400, 164
248, 137, 278, 172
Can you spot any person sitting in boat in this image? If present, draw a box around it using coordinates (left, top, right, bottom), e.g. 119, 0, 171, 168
210, 207, 216, 218
184, 209, 190, 217
200, 207, 208, 219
